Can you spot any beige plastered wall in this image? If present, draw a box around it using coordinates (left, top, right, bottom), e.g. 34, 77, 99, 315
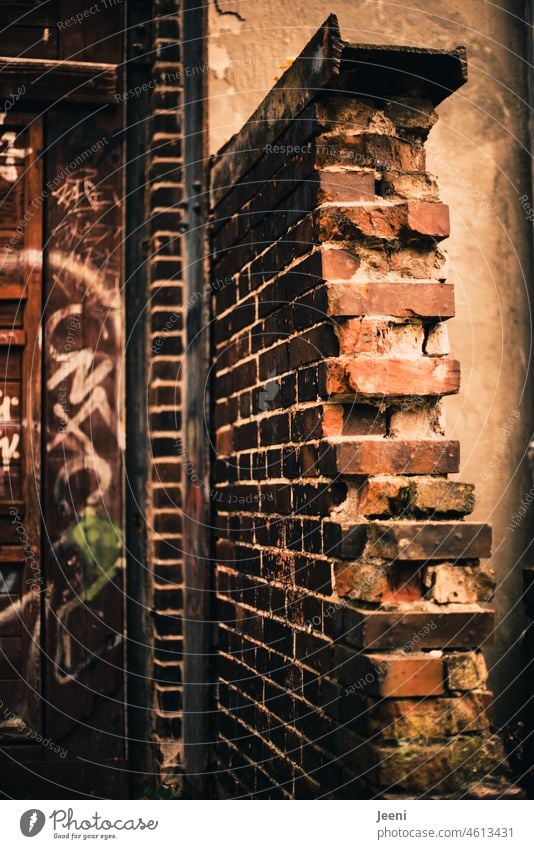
208, 0, 534, 723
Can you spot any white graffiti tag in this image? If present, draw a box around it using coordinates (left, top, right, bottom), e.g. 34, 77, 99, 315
46, 305, 115, 503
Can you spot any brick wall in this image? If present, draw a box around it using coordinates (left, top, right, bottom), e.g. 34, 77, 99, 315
210, 20, 515, 799
147, 0, 185, 784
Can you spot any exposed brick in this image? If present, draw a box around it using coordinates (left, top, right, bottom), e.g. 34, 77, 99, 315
208, 34, 499, 800
336, 319, 425, 357
314, 133, 425, 172
446, 651, 489, 691
324, 282, 455, 319
316, 245, 361, 280
363, 693, 490, 740
317, 201, 449, 242
317, 169, 375, 202
334, 560, 422, 603
409, 478, 475, 515
320, 438, 460, 475
323, 356, 460, 399
343, 606, 494, 649
336, 647, 444, 697
216, 425, 233, 456
365, 735, 506, 794
328, 520, 491, 561
424, 563, 496, 604
356, 476, 409, 517
292, 404, 385, 441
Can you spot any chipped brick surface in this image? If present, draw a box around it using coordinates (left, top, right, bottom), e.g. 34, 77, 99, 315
210, 28, 506, 799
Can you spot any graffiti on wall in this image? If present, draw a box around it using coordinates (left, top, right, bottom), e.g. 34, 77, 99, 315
46, 166, 121, 514
44, 133, 124, 732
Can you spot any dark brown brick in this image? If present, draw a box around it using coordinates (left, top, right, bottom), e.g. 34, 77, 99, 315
342, 606, 494, 649
320, 438, 460, 475
329, 520, 491, 560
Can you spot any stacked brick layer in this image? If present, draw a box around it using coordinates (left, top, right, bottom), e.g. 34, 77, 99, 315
211, 86, 510, 797
147, 0, 185, 783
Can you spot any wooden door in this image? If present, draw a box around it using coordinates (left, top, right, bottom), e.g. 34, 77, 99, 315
0, 2, 127, 796
0, 115, 42, 737
43, 105, 125, 767
0, 105, 126, 788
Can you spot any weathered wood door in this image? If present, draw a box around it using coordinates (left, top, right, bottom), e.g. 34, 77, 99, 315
42, 104, 125, 775
0, 115, 43, 736
0, 1, 127, 796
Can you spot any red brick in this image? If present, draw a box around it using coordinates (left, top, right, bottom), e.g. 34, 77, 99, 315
314, 133, 425, 171
323, 356, 460, 398
216, 425, 233, 456
336, 647, 445, 697
334, 560, 422, 603
317, 170, 375, 202
207, 35, 495, 801
292, 404, 385, 440
357, 476, 409, 516
320, 246, 361, 280
317, 201, 449, 242
407, 201, 450, 238
336, 318, 425, 356
325, 282, 455, 319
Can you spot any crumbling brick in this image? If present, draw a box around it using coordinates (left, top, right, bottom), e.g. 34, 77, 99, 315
210, 20, 505, 799
446, 651, 489, 691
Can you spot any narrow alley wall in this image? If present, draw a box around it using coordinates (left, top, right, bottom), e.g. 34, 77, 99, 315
208, 0, 534, 725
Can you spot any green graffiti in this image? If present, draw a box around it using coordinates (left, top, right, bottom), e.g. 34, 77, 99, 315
66, 508, 122, 602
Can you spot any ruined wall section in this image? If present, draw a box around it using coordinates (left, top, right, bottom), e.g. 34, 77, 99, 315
210, 33, 513, 798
